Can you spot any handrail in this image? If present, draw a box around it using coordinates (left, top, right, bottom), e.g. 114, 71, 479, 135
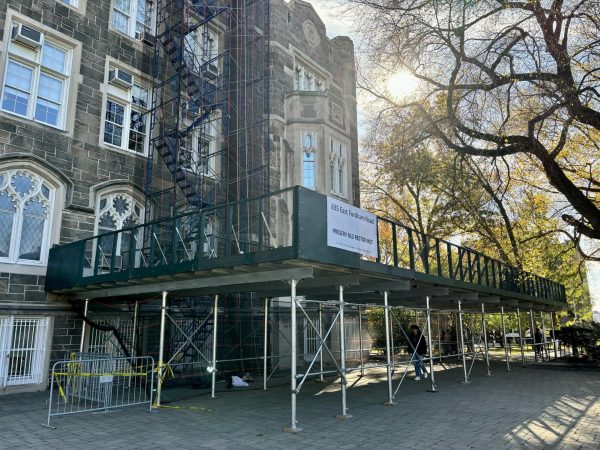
46, 186, 566, 304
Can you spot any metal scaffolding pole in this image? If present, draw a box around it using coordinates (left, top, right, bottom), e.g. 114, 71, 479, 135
131, 301, 139, 357
79, 299, 89, 353
437, 311, 442, 363
517, 308, 525, 367
530, 308, 537, 362
540, 311, 548, 361
500, 306, 510, 371
383, 292, 394, 406
211, 295, 219, 398
390, 309, 395, 370
286, 279, 301, 433
336, 285, 352, 419
458, 300, 469, 383
263, 297, 269, 391
319, 303, 324, 382
156, 291, 168, 407
425, 296, 437, 392
550, 312, 558, 360
358, 305, 364, 376
481, 303, 491, 376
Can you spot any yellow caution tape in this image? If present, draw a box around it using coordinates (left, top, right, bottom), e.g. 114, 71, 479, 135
153, 404, 211, 412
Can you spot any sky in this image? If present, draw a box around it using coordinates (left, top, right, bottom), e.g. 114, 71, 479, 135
313, 0, 600, 317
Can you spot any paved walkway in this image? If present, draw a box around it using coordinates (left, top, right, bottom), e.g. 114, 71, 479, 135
1, 360, 599, 449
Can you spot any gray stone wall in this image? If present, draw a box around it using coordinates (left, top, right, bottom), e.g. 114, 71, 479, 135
0, 0, 157, 387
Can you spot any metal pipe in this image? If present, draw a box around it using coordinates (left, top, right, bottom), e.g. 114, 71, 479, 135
540, 311, 548, 361
263, 297, 269, 390
337, 285, 351, 419
458, 300, 469, 383
529, 309, 537, 362
131, 300, 139, 358
517, 308, 525, 367
288, 279, 301, 432
500, 306, 510, 371
319, 303, 324, 382
156, 291, 168, 407
383, 292, 394, 406
550, 311, 558, 360
437, 311, 442, 363
358, 306, 364, 376
390, 307, 395, 370
211, 295, 219, 398
79, 299, 89, 353
426, 296, 437, 392
481, 303, 491, 376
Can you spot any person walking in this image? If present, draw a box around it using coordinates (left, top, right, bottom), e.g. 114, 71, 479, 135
408, 324, 428, 381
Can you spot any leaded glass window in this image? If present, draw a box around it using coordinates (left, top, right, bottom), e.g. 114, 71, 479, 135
95, 193, 143, 261
0, 170, 54, 264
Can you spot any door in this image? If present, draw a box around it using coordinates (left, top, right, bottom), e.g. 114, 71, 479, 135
0, 316, 49, 388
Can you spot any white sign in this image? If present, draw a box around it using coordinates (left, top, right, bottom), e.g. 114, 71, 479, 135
327, 197, 378, 258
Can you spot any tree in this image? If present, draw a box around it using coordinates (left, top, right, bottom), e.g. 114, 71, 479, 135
352, 0, 600, 259
360, 115, 592, 320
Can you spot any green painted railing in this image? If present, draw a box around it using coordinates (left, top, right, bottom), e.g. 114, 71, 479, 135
45, 186, 567, 305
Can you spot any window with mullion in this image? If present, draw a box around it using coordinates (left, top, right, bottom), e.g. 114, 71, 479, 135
1, 39, 69, 129
0, 169, 54, 265
104, 100, 126, 147
103, 81, 148, 154
135, 0, 153, 39
2, 61, 33, 117
112, 0, 153, 39
303, 151, 315, 189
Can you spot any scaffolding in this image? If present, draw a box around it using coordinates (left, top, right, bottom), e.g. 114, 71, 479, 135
48, 187, 569, 431
146, 0, 270, 219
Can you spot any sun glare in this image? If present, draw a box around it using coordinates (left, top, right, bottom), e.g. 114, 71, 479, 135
387, 72, 418, 100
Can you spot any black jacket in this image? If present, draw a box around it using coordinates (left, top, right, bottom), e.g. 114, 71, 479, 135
408, 331, 427, 356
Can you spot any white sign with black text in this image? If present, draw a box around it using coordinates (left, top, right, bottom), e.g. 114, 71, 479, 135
327, 197, 378, 258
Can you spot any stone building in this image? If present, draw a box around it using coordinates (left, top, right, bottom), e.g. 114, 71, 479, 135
270, 0, 359, 205
0, 0, 357, 393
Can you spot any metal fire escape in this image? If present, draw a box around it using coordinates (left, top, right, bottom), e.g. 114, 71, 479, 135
145, 0, 270, 220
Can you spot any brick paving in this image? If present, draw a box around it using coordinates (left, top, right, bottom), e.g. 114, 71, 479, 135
1, 360, 599, 449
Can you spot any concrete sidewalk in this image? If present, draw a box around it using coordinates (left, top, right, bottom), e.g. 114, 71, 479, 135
0, 361, 598, 449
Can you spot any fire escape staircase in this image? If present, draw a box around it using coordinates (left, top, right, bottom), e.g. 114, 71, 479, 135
152, 0, 229, 209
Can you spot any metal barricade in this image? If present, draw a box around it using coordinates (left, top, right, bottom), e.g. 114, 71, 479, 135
47, 355, 154, 428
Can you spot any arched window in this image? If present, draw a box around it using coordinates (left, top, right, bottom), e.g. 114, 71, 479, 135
0, 169, 55, 264
95, 192, 143, 269
302, 131, 317, 189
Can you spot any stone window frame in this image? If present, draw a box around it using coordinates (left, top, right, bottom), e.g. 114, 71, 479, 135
0, 159, 66, 273
0, 10, 82, 136
99, 58, 152, 157
292, 54, 328, 93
